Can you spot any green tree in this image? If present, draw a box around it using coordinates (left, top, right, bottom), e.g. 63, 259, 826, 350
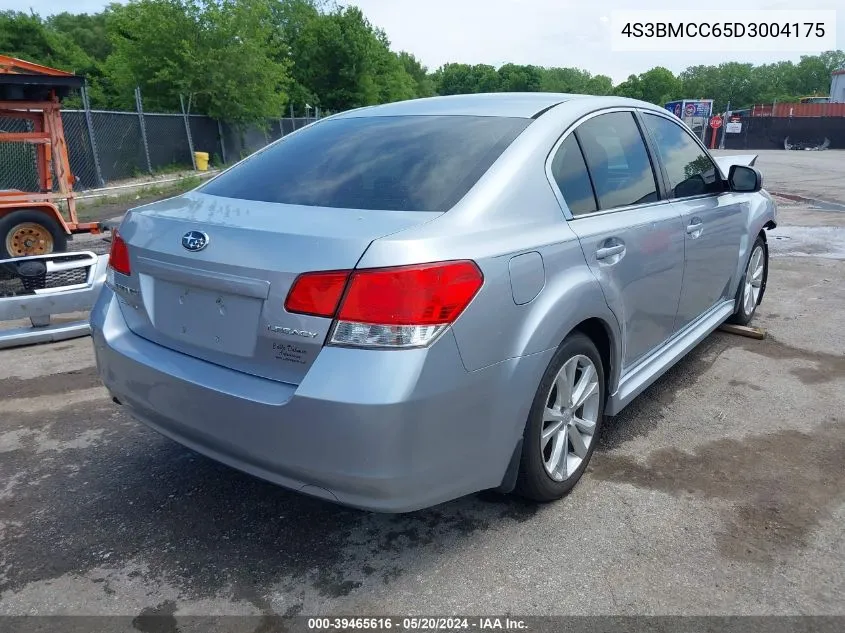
286, 5, 417, 111
399, 51, 435, 97
753, 60, 800, 103
614, 74, 643, 100
794, 51, 845, 97
46, 11, 116, 107
0, 11, 92, 73
540, 67, 592, 93
539, 67, 613, 95
497, 63, 542, 92
641, 67, 681, 104
0, 11, 105, 106
615, 66, 681, 105
433, 63, 501, 95
371, 29, 417, 103
678, 51, 844, 110
269, 0, 321, 112
48, 12, 111, 62
3, 2, 844, 123
107, 0, 290, 123
586, 74, 614, 96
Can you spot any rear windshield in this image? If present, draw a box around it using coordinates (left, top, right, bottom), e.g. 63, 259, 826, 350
200, 115, 531, 212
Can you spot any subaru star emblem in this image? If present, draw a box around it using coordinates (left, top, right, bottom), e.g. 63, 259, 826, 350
181, 230, 209, 252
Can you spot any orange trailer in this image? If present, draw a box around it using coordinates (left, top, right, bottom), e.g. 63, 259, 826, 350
0, 55, 100, 258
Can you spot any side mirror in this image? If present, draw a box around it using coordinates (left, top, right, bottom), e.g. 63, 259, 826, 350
728, 165, 762, 193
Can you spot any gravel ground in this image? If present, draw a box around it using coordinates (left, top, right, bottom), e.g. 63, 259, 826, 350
0, 151, 843, 618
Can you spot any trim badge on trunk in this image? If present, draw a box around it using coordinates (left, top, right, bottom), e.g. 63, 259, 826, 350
181, 230, 210, 252
268, 325, 319, 338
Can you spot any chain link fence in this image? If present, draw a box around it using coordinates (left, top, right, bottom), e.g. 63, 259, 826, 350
0, 117, 38, 191
1, 87, 320, 193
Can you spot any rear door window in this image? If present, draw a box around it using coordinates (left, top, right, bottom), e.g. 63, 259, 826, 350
642, 113, 724, 198
549, 135, 597, 216
200, 115, 531, 212
575, 112, 659, 210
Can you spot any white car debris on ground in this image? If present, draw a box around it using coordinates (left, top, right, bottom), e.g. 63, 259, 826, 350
0, 250, 109, 349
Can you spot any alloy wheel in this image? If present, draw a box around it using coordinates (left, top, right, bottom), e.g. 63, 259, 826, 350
743, 244, 765, 316
541, 354, 601, 481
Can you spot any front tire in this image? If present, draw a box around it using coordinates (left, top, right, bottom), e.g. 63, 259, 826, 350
728, 235, 767, 326
515, 332, 605, 502
0, 210, 67, 259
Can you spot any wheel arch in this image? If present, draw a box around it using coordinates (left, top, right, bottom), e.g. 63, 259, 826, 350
572, 317, 617, 400
508, 259, 624, 396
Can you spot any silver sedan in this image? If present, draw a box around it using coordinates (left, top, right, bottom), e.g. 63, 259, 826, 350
91, 93, 776, 512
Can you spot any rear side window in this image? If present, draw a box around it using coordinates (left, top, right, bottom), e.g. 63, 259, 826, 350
642, 113, 724, 198
200, 115, 531, 212
550, 135, 597, 216
575, 112, 659, 210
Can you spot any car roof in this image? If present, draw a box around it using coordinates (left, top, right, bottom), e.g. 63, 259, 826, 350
333, 92, 594, 120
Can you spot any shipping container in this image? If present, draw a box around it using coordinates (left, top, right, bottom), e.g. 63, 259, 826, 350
751, 102, 845, 117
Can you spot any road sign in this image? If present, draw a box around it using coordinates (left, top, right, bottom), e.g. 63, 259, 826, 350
709, 115, 723, 129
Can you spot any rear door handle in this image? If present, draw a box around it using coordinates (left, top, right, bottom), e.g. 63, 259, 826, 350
595, 244, 626, 260
686, 221, 704, 234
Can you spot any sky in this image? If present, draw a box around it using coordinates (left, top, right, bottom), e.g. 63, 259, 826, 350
1, 0, 842, 84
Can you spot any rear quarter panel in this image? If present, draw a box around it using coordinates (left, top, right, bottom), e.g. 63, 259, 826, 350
358, 106, 625, 390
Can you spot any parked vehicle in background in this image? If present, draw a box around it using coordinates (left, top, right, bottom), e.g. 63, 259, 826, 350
91, 93, 777, 512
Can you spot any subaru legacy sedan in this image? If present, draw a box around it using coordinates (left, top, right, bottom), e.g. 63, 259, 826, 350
91, 93, 776, 512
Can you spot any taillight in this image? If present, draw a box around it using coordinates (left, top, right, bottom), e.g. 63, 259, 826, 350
285, 260, 483, 348
284, 270, 350, 317
108, 230, 131, 276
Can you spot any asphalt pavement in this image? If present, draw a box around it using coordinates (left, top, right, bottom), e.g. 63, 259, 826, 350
1, 151, 844, 617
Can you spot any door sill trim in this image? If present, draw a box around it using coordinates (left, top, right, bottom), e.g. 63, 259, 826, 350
607, 300, 734, 416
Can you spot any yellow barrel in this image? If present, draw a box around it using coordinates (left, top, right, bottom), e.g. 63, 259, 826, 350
194, 151, 209, 171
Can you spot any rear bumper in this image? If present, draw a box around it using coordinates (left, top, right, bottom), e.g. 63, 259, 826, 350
91, 288, 550, 512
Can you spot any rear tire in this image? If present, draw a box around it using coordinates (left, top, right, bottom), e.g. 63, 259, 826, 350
515, 332, 605, 502
0, 210, 67, 259
728, 235, 767, 326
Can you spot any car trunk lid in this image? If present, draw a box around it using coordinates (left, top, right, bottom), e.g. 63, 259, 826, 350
113, 191, 439, 385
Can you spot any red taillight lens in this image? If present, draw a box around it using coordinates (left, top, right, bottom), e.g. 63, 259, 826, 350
284, 261, 483, 348
338, 261, 483, 325
285, 270, 350, 317
108, 230, 131, 276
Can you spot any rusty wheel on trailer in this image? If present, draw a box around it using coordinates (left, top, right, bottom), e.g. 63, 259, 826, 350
0, 210, 67, 259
